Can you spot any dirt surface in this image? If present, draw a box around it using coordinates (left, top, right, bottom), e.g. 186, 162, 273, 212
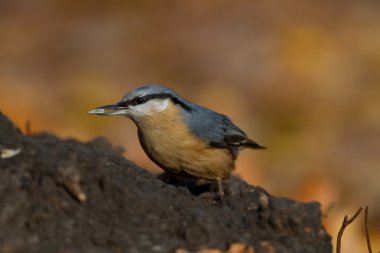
0, 112, 332, 253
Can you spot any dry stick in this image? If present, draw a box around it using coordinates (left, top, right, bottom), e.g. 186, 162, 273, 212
336, 207, 363, 253
365, 206, 373, 253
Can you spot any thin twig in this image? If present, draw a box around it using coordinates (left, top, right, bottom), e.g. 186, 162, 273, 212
336, 207, 363, 253
365, 206, 373, 253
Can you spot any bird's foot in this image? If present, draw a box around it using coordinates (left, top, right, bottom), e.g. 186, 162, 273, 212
217, 177, 225, 197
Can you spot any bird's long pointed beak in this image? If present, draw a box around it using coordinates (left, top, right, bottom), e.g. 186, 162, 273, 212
88, 104, 128, 116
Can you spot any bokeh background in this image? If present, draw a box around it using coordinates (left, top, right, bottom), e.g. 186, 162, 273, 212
1, 1, 379, 252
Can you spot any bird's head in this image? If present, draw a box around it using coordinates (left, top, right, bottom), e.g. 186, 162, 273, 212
88, 85, 191, 120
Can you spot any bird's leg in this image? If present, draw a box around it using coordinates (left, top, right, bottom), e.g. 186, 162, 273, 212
217, 177, 225, 197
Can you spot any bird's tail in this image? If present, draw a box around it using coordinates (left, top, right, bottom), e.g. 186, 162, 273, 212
244, 138, 266, 149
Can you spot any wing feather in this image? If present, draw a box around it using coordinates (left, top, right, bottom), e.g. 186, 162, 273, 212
180, 101, 265, 156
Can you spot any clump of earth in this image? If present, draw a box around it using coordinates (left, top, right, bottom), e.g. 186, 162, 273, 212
0, 112, 332, 253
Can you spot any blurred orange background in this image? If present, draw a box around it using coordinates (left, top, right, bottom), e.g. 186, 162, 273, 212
1, 1, 379, 252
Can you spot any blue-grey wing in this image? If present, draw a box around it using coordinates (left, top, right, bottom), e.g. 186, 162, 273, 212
180, 102, 264, 158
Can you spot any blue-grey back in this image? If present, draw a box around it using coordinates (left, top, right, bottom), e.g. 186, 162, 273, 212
178, 99, 248, 147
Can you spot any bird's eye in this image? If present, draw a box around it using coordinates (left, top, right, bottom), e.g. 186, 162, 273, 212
135, 97, 145, 105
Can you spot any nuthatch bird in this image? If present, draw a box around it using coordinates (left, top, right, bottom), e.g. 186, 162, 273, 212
89, 85, 264, 196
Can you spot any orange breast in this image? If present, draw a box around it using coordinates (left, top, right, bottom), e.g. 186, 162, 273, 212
136, 102, 235, 180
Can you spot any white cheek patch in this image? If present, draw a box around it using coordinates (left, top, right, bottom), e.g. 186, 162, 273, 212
152, 98, 170, 112
129, 99, 170, 117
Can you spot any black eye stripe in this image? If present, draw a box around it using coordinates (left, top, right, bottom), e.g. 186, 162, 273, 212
171, 97, 192, 112
117, 101, 129, 107
143, 93, 172, 101
117, 93, 192, 112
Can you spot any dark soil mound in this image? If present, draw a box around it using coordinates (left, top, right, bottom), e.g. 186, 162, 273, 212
0, 112, 332, 253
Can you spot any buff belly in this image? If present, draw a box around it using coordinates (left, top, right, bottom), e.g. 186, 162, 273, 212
135, 103, 235, 180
